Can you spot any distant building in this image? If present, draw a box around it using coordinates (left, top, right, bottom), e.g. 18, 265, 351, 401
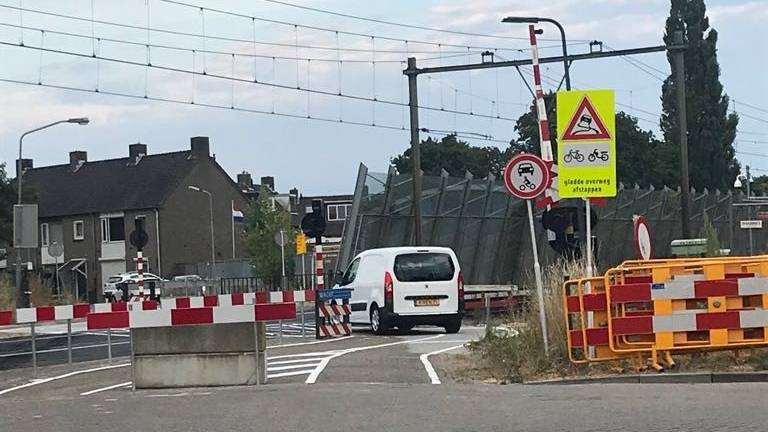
20, 137, 248, 302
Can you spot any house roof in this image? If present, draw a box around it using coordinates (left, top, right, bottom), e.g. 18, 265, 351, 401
25, 151, 198, 218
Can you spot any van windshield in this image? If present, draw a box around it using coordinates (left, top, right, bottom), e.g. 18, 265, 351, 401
394, 253, 455, 282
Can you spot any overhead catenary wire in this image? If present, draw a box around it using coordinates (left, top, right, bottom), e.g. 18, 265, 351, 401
0, 77, 513, 145
0, 21, 412, 64
0, 39, 519, 122
253, 0, 590, 43
0, 3, 490, 55
157, 0, 549, 51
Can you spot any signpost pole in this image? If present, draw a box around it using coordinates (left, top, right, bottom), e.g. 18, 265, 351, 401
526, 200, 549, 355
585, 198, 593, 278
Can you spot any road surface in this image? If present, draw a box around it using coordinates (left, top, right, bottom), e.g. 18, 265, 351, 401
2, 325, 765, 431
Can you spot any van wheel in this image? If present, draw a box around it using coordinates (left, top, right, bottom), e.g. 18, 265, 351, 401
444, 319, 461, 334
370, 305, 387, 335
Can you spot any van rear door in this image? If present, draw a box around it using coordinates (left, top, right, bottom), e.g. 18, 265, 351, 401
392, 251, 458, 315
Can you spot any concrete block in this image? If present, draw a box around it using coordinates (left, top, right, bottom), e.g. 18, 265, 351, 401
133, 353, 257, 388
132, 322, 255, 355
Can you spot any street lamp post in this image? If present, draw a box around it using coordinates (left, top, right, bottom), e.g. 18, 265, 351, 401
15, 117, 89, 308
502, 16, 571, 91
188, 186, 216, 279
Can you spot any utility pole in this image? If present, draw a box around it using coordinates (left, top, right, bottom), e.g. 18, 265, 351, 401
405, 57, 423, 246
747, 165, 753, 255
671, 30, 691, 239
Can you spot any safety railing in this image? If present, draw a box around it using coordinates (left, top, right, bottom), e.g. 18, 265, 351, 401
563, 255, 768, 371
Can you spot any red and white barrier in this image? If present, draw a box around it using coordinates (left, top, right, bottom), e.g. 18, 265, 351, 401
319, 322, 351, 337
14, 304, 91, 324
318, 302, 352, 337
86, 302, 297, 330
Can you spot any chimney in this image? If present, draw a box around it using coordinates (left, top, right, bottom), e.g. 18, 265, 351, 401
237, 172, 254, 191
260, 176, 275, 192
16, 158, 33, 176
69, 151, 87, 172
190, 136, 210, 158
129, 143, 147, 165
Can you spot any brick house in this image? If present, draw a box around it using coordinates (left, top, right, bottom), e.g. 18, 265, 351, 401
21, 136, 248, 302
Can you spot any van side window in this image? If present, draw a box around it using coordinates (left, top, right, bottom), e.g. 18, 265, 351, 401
342, 258, 361, 285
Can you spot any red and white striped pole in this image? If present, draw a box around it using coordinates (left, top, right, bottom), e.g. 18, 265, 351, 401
137, 250, 144, 301
529, 24, 559, 209
315, 245, 324, 290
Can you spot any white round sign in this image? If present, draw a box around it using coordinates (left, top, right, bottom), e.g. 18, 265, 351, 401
48, 241, 64, 258
633, 216, 652, 260
503, 154, 550, 200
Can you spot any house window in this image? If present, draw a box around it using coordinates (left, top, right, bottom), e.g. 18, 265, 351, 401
327, 204, 351, 221
40, 223, 49, 247
73, 220, 85, 241
101, 216, 125, 243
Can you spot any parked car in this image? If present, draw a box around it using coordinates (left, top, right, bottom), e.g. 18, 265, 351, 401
335, 246, 464, 334
103, 271, 165, 301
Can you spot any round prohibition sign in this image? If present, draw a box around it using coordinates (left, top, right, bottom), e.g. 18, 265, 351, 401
503, 153, 550, 200
633, 215, 652, 260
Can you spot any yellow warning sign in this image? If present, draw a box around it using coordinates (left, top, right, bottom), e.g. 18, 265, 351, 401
296, 232, 307, 255
557, 89, 616, 198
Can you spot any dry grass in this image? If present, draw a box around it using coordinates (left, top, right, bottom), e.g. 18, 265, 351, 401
468, 259, 587, 382
0, 274, 71, 309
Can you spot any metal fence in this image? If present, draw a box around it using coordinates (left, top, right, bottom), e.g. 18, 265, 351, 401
338, 164, 767, 285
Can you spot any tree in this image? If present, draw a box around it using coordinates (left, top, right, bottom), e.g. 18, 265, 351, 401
513, 94, 666, 187
660, 0, 739, 191
243, 186, 295, 288
391, 134, 513, 178
0, 164, 14, 251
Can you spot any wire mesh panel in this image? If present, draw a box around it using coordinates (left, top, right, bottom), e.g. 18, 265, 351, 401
340, 164, 756, 284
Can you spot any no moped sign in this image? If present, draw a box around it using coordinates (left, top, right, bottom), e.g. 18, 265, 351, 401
503, 154, 550, 200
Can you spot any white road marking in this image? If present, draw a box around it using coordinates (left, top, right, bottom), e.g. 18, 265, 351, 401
0, 341, 130, 358
305, 334, 445, 384
268, 351, 341, 360
267, 335, 353, 349
268, 369, 318, 379
268, 362, 321, 372
420, 344, 466, 385
80, 381, 132, 396
0, 363, 129, 396
408, 340, 470, 344
146, 393, 189, 398
268, 357, 329, 365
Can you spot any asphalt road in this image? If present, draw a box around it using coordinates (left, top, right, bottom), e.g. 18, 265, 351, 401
4, 324, 766, 431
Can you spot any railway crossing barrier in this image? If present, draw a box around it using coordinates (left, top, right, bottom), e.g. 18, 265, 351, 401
315, 288, 352, 339
564, 255, 768, 371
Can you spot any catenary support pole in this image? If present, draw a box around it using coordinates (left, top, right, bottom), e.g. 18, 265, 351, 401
31, 322, 37, 377
405, 57, 423, 246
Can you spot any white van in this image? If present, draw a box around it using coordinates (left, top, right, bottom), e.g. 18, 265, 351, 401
335, 247, 464, 334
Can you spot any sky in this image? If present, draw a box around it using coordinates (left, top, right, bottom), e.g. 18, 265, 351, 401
0, 0, 766, 195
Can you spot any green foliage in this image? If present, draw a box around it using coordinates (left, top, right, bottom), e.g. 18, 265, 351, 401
660, 0, 739, 191
750, 175, 768, 196
699, 212, 721, 257
391, 134, 513, 178
243, 186, 295, 288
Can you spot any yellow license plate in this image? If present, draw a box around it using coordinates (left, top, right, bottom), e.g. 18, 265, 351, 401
415, 299, 440, 307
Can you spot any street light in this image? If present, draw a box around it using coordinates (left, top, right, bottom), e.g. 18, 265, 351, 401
15, 117, 90, 308
188, 185, 216, 279
502, 16, 571, 91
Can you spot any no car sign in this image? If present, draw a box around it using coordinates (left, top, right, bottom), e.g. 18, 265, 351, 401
503, 154, 550, 200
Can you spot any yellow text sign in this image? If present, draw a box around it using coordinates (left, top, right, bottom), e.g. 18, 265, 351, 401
556, 89, 616, 198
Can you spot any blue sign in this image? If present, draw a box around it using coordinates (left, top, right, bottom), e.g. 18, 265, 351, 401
317, 288, 353, 301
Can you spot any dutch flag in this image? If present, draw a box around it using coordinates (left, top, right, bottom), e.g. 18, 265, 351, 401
232, 201, 245, 222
